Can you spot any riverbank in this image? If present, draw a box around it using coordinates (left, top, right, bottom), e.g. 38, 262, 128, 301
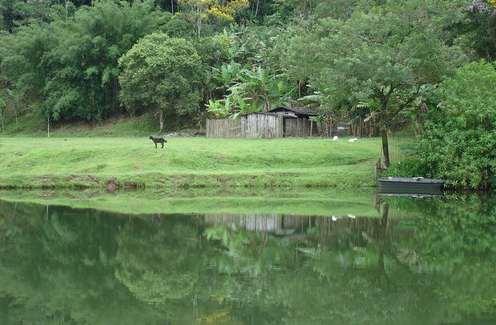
0, 137, 380, 189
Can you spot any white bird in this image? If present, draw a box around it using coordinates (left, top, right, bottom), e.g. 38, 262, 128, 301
332, 136, 339, 141
347, 214, 356, 219
332, 216, 338, 222
348, 137, 359, 143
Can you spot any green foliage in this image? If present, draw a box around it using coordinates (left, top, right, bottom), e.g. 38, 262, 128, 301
1, 23, 55, 99
119, 33, 203, 130
417, 61, 496, 189
46, 1, 170, 122
1, 0, 169, 122
0, 0, 63, 32
208, 65, 293, 117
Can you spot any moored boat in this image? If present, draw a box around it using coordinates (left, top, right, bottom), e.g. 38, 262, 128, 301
378, 177, 445, 195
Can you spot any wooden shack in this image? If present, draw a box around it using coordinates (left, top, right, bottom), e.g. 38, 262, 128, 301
206, 107, 318, 138
268, 107, 319, 137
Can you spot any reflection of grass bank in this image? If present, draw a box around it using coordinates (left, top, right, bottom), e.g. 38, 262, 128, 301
0, 137, 380, 189
0, 188, 381, 217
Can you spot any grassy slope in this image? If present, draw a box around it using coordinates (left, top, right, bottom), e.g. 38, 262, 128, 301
0, 188, 381, 217
0, 137, 380, 189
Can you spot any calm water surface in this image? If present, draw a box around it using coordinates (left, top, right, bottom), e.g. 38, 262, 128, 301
0, 193, 495, 324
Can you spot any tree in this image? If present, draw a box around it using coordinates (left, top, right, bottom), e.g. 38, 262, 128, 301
119, 33, 203, 132
288, 0, 462, 166
1, 23, 55, 102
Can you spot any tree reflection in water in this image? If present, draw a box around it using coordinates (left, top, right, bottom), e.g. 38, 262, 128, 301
0, 195, 495, 324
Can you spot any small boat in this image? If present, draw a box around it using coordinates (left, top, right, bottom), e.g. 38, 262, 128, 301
378, 177, 445, 195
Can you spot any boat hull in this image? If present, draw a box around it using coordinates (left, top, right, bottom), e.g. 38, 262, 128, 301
378, 178, 444, 195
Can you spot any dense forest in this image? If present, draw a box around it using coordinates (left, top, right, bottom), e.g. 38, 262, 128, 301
1, 0, 496, 189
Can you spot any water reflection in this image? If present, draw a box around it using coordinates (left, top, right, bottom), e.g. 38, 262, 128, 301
0, 195, 495, 324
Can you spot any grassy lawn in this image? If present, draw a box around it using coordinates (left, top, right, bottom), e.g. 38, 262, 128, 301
0, 137, 381, 189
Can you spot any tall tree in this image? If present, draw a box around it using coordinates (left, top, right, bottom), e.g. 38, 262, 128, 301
119, 33, 203, 132
289, 0, 462, 166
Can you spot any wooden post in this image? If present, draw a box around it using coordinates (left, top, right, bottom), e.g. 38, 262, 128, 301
158, 110, 164, 133
47, 115, 50, 138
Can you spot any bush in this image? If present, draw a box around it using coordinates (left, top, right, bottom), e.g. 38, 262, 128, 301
384, 158, 432, 179
417, 61, 496, 190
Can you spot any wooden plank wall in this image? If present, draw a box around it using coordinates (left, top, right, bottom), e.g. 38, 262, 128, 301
206, 118, 242, 138
207, 114, 284, 138
243, 114, 284, 138
283, 118, 312, 137
207, 115, 380, 138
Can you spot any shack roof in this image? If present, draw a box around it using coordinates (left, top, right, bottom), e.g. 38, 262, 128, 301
268, 107, 319, 117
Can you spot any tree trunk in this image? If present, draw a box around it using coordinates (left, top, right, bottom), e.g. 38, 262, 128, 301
158, 110, 164, 133
196, 6, 202, 37
171, 0, 174, 13
381, 128, 390, 168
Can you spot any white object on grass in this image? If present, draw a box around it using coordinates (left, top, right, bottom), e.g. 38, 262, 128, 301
348, 138, 359, 143
332, 136, 339, 141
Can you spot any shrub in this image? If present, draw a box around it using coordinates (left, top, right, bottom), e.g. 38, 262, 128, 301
417, 61, 496, 190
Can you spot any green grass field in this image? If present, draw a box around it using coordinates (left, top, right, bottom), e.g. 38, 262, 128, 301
0, 137, 381, 189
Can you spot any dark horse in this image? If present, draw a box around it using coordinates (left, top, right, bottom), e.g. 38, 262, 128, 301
149, 136, 167, 149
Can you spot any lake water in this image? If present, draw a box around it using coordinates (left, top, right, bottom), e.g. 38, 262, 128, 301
0, 191, 495, 324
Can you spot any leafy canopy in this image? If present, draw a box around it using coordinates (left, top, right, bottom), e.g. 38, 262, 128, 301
119, 33, 204, 127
